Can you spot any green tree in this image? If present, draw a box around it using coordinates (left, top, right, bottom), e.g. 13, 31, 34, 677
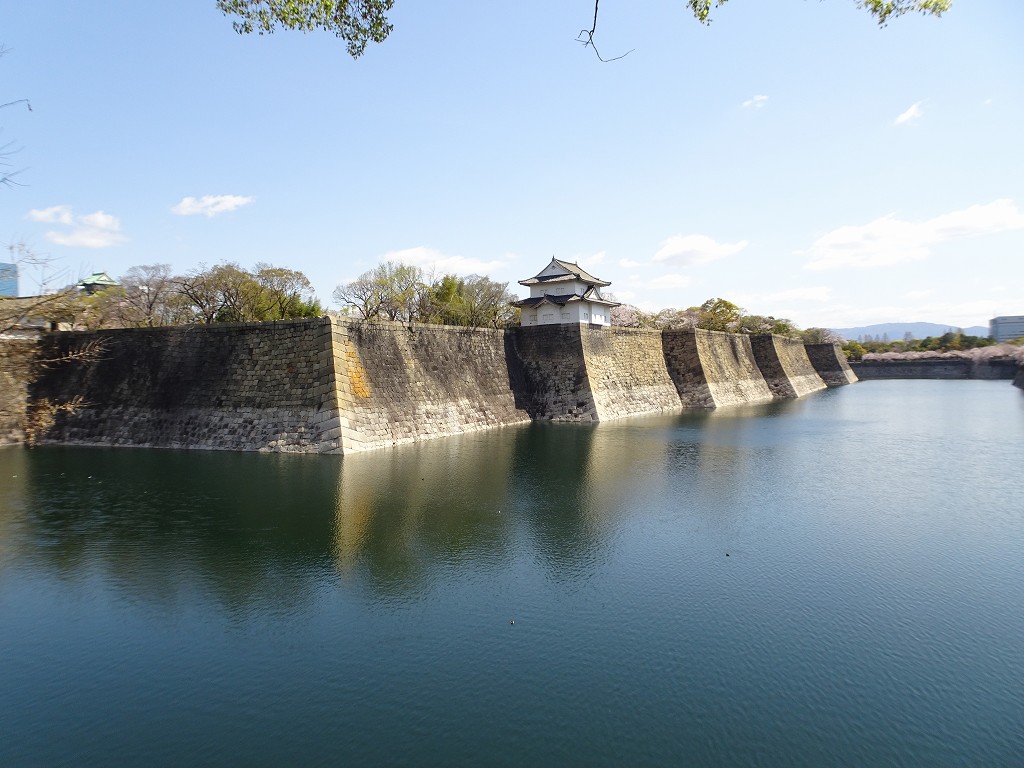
334, 264, 518, 328
218, 1, 951, 59
456, 275, 519, 329
736, 314, 799, 337
253, 263, 321, 320
694, 298, 742, 332
333, 261, 422, 321
685, 0, 951, 25
802, 327, 845, 344
842, 340, 867, 360
216, 0, 395, 57
180, 262, 320, 323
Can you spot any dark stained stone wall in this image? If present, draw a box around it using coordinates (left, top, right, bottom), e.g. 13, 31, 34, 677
851, 358, 1019, 380
505, 325, 597, 422
29, 320, 339, 452
805, 343, 859, 387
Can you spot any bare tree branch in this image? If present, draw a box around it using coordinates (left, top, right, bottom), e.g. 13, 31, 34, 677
36, 337, 109, 368
577, 0, 634, 62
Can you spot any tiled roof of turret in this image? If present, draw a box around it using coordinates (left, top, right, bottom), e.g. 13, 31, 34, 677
513, 287, 620, 309
78, 272, 118, 288
518, 258, 611, 288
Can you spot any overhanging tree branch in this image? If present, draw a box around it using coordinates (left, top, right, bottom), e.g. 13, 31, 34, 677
577, 0, 634, 62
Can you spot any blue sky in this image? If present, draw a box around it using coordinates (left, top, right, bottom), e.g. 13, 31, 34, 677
3, 0, 1022, 329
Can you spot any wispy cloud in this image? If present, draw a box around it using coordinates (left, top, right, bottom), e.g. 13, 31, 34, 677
895, 101, 923, 125
742, 94, 769, 109
26, 205, 74, 226
802, 199, 1024, 271
172, 194, 253, 217
27, 205, 126, 248
903, 289, 932, 300
619, 258, 642, 268
653, 274, 692, 289
758, 286, 833, 304
384, 246, 506, 276
653, 234, 749, 266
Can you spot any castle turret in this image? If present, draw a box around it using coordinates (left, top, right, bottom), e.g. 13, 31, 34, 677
515, 258, 619, 327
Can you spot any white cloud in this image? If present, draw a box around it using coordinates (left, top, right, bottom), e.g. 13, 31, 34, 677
759, 286, 833, 304
653, 274, 692, 289
903, 289, 931, 300
26, 205, 74, 225
619, 258, 642, 268
802, 199, 1024, 271
895, 101, 923, 125
171, 194, 254, 217
383, 246, 506, 276
742, 94, 769, 109
578, 250, 606, 265
79, 211, 120, 231
27, 205, 127, 249
653, 234, 749, 266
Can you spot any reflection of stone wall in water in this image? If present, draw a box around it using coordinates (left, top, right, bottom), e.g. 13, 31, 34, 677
24, 318, 851, 454
334, 432, 521, 581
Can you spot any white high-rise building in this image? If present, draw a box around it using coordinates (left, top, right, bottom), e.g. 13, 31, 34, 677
990, 316, 1024, 342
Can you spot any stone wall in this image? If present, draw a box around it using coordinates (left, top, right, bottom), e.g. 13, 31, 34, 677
29, 319, 340, 452
1014, 365, 1024, 391
18, 318, 853, 453
579, 326, 681, 419
329, 319, 531, 451
505, 325, 597, 421
804, 343, 859, 387
851, 358, 1019, 380
971, 359, 1019, 380
750, 335, 827, 398
663, 329, 774, 409
0, 340, 37, 446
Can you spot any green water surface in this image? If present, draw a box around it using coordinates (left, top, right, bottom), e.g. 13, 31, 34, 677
1, 380, 1022, 766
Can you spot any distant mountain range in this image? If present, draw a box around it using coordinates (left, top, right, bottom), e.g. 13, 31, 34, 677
832, 322, 990, 342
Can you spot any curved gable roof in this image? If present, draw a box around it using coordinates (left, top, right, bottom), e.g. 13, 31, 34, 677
518, 257, 610, 287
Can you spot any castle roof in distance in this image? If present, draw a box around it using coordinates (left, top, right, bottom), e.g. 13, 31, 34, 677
518, 258, 611, 288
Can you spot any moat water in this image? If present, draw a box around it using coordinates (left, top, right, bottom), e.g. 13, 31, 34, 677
1, 380, 1022, 767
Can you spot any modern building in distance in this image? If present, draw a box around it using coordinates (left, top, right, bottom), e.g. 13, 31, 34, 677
515, 258, 619, 327
990, 316, 1024, 342
0, 262, 17, 297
